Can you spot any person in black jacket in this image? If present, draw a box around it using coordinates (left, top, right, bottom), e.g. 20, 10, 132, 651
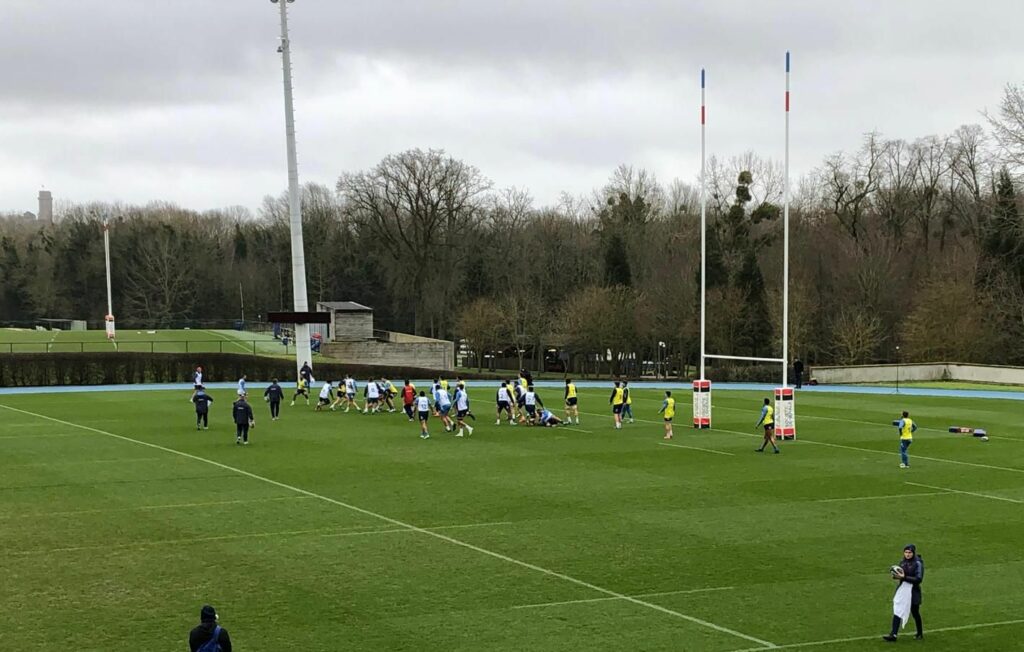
884, 544, 924, 641
793, 358, 804, 389
232, 395, 254, 445
191, 387, 213, 431
263, 379, 284, 420
189, 604, 232, 651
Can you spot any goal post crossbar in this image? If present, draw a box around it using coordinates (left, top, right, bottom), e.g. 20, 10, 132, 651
704, 354, 784, 364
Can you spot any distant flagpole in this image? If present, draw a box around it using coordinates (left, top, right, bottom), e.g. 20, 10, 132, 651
782, 51, 790, 387
699, 67, 707, 381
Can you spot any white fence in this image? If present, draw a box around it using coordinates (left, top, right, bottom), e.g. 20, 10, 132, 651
812, 363, 1024, 386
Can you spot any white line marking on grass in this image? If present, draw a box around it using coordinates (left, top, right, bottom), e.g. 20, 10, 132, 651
813, 491, 950, 503
4, 456, 164, 468
203, 329, 252, 354
561, 426, 593, 433
512, 585, 735, 610
659, 442, 735, 456
905, 481, 1024, 505
0, 403, 777, 649
725, 618, 1024, 651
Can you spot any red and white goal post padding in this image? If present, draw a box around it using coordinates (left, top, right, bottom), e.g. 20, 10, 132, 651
774, 387, 796, 440
692, 380, 711, 429
105, 314, 116, 340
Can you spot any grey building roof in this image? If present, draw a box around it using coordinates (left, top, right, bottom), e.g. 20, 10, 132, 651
317, 301, 373, 313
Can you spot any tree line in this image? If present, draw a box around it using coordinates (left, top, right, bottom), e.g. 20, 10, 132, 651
3, 84, 1024, 375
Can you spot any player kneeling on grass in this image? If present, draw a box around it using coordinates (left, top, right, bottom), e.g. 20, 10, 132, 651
232, 394, 254, 445
658, 390, 675, 440
537, 408, 562, 427
755, 397, 779, 454
416, 391, 431, 439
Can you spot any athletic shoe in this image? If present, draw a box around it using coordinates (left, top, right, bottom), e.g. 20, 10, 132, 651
882, 634, 897, 642
455, 431, 464, 438
289, 401, 294, 406
899, 463, 908, 468
466, 425, 474, 435
243, 441, 249, 446
495, 419, 501, 425
773, 449, 780, 454
914, 634, 924, 640
420, 433, 430, 439
755, 448, 764, 453
663, 435, 672, 440
203, 426, 208, 430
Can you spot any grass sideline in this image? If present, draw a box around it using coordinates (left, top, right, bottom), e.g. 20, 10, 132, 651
0, 385, 1022, 650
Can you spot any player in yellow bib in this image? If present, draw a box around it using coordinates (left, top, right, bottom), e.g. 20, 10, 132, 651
564, 379, 579, 425
658, 390, 675, 440
609, 381, 625, 430
896, 410, 917, 468
755, 397, 780, 454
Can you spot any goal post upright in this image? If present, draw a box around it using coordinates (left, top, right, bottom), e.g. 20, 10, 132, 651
694, 67, 712, 429
695, 52, 796, 440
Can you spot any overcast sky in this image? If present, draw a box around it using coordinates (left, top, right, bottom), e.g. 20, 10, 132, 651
2, 0, 1021, 215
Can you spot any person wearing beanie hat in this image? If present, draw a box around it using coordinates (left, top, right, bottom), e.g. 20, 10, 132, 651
883, 544, 925, 642
189, 604, 232, 651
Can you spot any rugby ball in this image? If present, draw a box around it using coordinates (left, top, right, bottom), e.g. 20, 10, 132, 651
981, 436, 989, 442
890, 565, 903, 578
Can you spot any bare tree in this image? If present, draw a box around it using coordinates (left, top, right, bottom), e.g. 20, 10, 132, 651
985, 83, 1024, 171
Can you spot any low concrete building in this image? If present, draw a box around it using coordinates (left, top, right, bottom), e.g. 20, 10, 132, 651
316, 301, 453, 371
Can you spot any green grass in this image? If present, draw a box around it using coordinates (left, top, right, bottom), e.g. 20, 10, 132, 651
0, 327, 288, 356
0, 386, 1022, 651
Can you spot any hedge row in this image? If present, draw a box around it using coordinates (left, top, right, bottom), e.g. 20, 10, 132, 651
0, 353, 484, 387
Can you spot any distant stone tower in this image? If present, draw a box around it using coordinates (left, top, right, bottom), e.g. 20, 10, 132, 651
38, 190, 53, 224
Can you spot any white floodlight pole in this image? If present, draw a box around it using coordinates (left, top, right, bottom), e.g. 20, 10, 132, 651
782, 51, 790, 388
699, 68, 707, 381
273, 0, 312, 377
103, 219, 115, 341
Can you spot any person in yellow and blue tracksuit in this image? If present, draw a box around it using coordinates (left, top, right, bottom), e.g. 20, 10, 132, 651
564, 379, 579, 425
658, 390, 675, 440
895, 410, 918, 468
621, 381, 635, 424
755, 397, 779, 454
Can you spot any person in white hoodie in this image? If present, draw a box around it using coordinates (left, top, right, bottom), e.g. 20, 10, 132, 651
883, 544, 924, 642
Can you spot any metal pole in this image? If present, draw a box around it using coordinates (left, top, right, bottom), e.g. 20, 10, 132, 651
239, 282, 245, 324
103, 219, 115, 342
782, 51, 791, 388
699, 67, 707, 381
274, 0, 313, 378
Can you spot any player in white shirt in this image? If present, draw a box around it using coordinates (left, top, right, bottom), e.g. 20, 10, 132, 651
415, 391, 431, 439
522, 385, 542, 425
364, 378, 381, 413
495, 381, 515, 425
237, 374, 247, 397
434, 385, 454, 432
315, 381, 334, 411
453, 383, 474, 438
342, 375, 361, 413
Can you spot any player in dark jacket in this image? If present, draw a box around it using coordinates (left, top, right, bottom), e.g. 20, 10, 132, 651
263, 379, 284, 420
191, 387, 213, 430
232, 395, 254, 445
884, 544, 925, 641
189, 605, 232, 652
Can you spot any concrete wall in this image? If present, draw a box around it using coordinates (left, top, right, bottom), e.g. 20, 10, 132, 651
323, 339, 454, 371
813, 363, 1024, 386
331, 312, 373, 341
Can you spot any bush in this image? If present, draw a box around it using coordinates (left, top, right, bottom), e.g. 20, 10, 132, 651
0, 353, 488, 387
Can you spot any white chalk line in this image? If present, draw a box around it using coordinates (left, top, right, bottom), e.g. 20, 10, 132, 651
659, 442, 735, 456
3, 456, 164, 468
512, 585, 735, 610
813, 491, 950, 504
905, 481, 1024, 505
726, 617, 1024, 651
0, 403, 776, 649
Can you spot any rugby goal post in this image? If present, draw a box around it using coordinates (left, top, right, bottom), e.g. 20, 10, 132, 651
694, 53, 796, 440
